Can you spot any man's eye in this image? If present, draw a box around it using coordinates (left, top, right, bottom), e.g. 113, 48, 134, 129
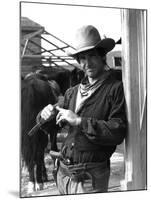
79, 56, 85, 60
90, 54, 96, 59
79, 58, 85, 63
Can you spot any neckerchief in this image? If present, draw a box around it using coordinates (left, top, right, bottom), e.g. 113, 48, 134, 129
75, 70, 110, 113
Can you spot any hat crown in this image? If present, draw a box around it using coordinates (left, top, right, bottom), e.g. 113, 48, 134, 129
66, 25, 115, 56
75, 25, 101, 50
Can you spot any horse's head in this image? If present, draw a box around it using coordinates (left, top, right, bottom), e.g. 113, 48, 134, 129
21, 73, 58, 133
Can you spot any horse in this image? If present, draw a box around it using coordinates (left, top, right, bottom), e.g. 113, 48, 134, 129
36, 66, 85, 94
21, 72, 61, 193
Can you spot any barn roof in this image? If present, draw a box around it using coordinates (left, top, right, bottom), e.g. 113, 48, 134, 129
21, 17, 44, 31
21, 17, 80, 71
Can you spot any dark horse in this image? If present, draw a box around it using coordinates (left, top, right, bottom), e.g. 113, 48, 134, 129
21, 73, 60, 192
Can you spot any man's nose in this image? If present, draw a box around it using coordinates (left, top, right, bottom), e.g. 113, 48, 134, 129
85, 57, 91, 66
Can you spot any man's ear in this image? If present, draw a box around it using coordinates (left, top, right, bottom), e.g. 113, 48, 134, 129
102, 55, 106, 64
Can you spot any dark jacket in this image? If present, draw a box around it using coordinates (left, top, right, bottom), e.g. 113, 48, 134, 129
60, 70, 127, 164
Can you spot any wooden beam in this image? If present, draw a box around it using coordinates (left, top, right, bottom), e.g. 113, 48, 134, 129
121, 9, 147, 191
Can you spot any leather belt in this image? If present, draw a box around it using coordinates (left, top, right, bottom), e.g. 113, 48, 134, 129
59, 160, 109, 176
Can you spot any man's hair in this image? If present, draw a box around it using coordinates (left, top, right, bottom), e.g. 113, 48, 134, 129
96, 48, 107, 65
96, 48, 106, 57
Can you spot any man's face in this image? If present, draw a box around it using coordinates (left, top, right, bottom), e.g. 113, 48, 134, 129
78, 49, 105, 79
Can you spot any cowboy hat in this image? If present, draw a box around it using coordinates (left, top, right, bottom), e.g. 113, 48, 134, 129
67, 25, 115, 56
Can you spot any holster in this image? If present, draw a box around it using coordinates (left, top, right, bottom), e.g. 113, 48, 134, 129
52, 158, 60, 184
49, 151, 61, 184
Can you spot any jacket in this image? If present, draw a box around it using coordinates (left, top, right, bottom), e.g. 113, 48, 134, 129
60, 70, 127, 164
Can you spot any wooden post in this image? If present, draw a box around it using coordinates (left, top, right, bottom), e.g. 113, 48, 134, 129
121, 9, 147, 190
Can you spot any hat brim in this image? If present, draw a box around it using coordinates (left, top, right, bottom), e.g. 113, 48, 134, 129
67, 38, 115, 57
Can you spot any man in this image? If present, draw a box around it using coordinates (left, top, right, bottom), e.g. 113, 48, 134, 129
40, 25, 127, 194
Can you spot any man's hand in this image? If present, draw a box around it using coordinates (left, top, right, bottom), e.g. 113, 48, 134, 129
56, 106, 81, 126
40, 104, 55, 120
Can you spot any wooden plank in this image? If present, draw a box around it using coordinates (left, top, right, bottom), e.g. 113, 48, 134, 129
121, 9, 147, 190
